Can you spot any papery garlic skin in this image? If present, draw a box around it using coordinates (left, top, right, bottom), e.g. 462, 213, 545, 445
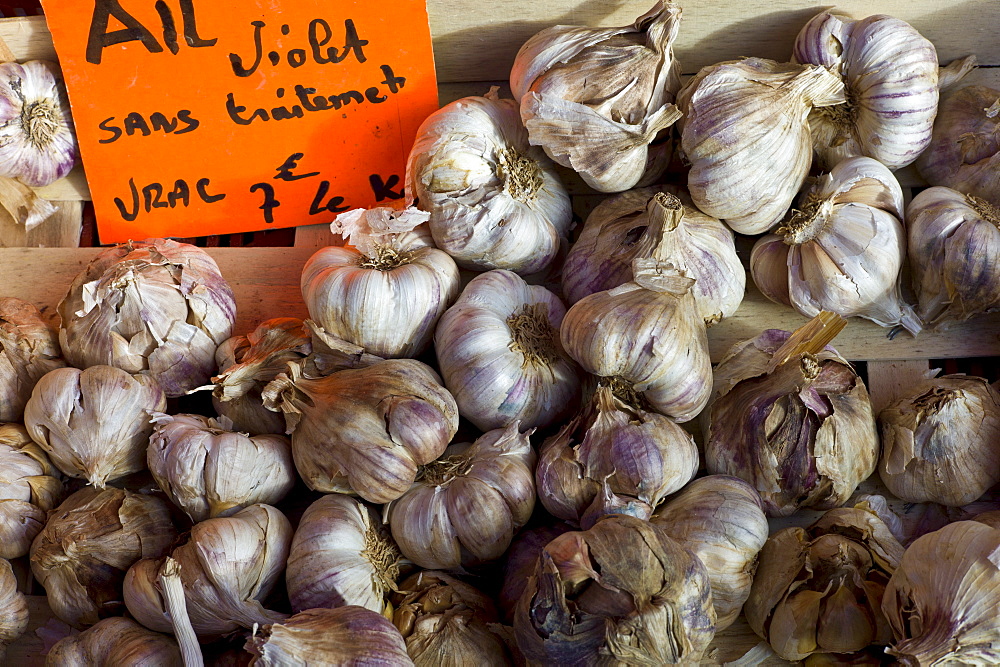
212, 318, 312, 435
406, 89, 571, 274
511, 2, 683, 193
57, 238, 236, 397
125, 504, 291, 638
560, 261, 712, 422
499, 522, 572, 622
263, 359, 458, 504
653, 476, 768, 631
705, 326, 878, 517
286, 493, 401, 614
878, 375, 1000, 507
392, 571, 511, 666
883, 521, 1000, 665
916, 85, 1000, 201
387, 422, 536, 570
563, 188, 745, 324
746, 506, 903, 661
0, 61, 76, 187
677, 58, 845, 234
24, 365, 166, 487
0, 557, 28, 663
0, 423, 62, 560
0, 297, 66, 423
907, 187, 1000, 326
751, 156, 920, 335
30, 487, 177, 628
514, 515, 716, 664
44, 617, 182, 667
537, 385, 697, 525
247, 606, 414, 666
302, 207, 461, 358
793, 12, 940, 169
147, 413, 295, 523
435, 270, 579, 431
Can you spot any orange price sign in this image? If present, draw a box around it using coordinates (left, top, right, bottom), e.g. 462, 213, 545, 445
41, 0, 439, 242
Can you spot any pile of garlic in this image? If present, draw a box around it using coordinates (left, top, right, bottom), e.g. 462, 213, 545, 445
1, 1, 1000, 665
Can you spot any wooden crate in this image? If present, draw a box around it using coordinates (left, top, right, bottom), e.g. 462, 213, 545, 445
2, 1, 999, 664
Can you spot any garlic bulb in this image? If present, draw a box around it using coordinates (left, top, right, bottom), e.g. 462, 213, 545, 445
751, 156, 920, 335
30, 486, 177, 628
434, 270, 580, 431
510, 2, 683, 193
286, 493, 402, 614
386, 422, 536, 570
878, 375, 1000, 506
792, 12, 940, 169
246, 606, 414, 666
24, 365, 166, 487
514, 515, 716, 664
406, 88, 571, 274
125, 504, 291, 638
57, 238, 236, 397
563, 188, 745, 324
916, 85, 1000, 200
560, 237, 712, 422
44, 617, 182, 667
907, 186, 1000, 326
745, 506, 903, 661
0, 61, 76, 187
262, 359, 458, 503
882, 521, 1000, 664
653, 475, 768, 631
212, 317, 312, 435
705, 313, 879, 517
536, 384, 698, 525
0, 297, 65, 422
301, 206, 460, 358
0, 423, 62, 559
392, 571, 512, 666
677, 58, 845, 234
0, 557, 28, 663
499, 522, 572, 621
147, 413, 295, 522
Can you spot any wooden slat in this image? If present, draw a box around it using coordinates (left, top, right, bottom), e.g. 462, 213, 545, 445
0, 15, 56, 62
33, 166, 89, 202
426, 0, 1000, 83
2, 247, 998, 363
866, 359, 934, 415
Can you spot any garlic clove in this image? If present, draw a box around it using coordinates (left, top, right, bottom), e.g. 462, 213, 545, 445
0, 297, 66, 423
44, 617, 183, 666
511, 2, 684, 193
0, 423, 63, 559
769, 589, 824, 660
0, 557, 28, 663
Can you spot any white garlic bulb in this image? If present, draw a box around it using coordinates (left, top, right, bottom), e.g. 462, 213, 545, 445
301, 206, 460, 359
0, 61, 77, 187
386, 422, 536, 570
406, 89, 571, 274
44, 617, 182, 667
125, 504, 291, 638
677, 58, 845, 234
916, 85, 1000, 200
24, 365, 166, 487
0, 423, 62, 559
652, 476, 768, 631
751, 156, 921, 335
878, 375, 1000, 506
286, 493, 401, 614
510, 1, 683, 193
793, 12, 940, 169
560, 223, 712, 422
564, 189, 744, 323
0, 297, 66, 423
147, 413, 296, 522
882, 521, 1000, 664
907, 186, 1000, 326
434, 270, 580, 431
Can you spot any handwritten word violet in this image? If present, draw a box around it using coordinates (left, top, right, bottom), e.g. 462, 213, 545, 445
0, 61, 77, 187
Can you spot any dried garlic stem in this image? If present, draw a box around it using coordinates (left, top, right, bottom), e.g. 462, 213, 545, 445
766, 311, 847, 372
507, 303, 558, 368
158, 558, 203, 667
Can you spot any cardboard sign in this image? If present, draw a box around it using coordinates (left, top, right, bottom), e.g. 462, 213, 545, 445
41, 0, 439, 241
